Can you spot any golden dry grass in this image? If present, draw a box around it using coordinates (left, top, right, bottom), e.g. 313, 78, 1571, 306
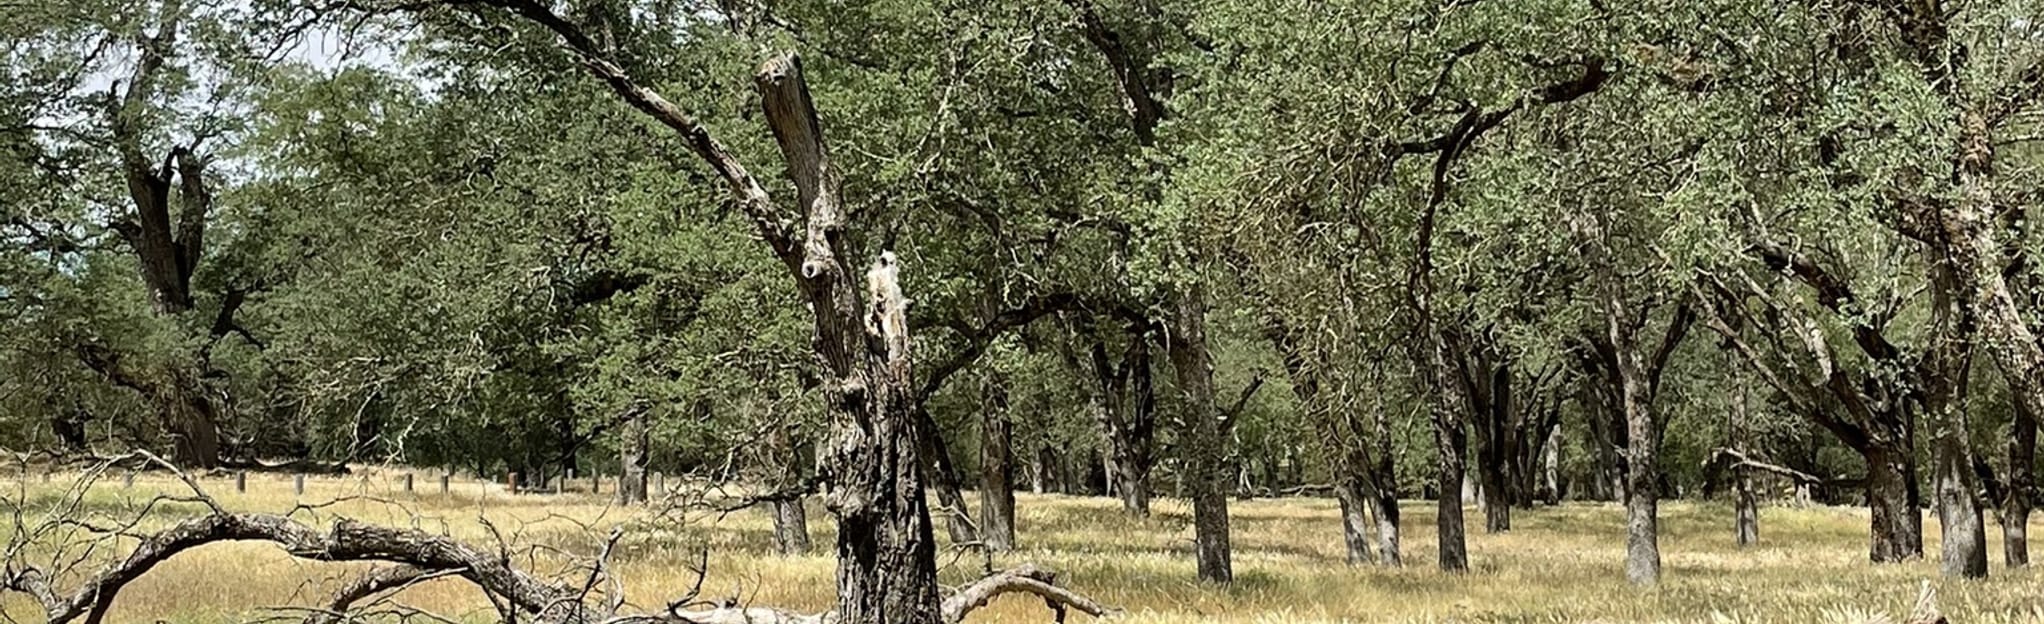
3, 469, 2043, 623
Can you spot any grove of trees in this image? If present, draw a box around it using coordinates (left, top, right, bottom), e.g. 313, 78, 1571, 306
2, 0, 2040, 618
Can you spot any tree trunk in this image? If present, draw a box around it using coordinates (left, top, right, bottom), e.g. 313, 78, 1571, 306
1369, 403, 1403, 566
1931, 406, 1988, 578
978, 376, 1016, 552
1542, 424, 1562, 505
1619, 364, 1660, 586
617, 408, 648, 505
1427, 361, 1470, 572
2007, 395, 2035, 567
1084, 332, 1156, 517
1730, 364, 1757, 548
915, 407, 979, 546
1334, 481, 1375, 566
165, 378, 222, 470
1865, 442, 1925, 563
1165, 286, 1232, 584
1474, 364, 1512, 531
754, 55, 941, 623
1734, 469, 1759, 547
773, 497, 812, 556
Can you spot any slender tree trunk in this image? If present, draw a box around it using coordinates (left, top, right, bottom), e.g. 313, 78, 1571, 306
979, 376, 1016, 552
1427, 362, 1470, 572
1367, 400, 1403, 566
1542, 423, 1562, 504
1730, 363, 1757, 548
2007, 396, 2036, 567
1619, 367, 1660, 586
1166, 285, 1232, 584
617, 407, 648, 505
1734, 469, 1759, 547
914, 407, 979, 546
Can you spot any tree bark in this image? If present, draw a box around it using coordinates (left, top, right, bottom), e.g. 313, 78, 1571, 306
773, 497, 813, 556
1734, 469, 1759, 548
1088, 332, 1157, 517
1866, 442, 1925, 563
915, 407, 979, 546
1368, 400, 1403, 566
1925, 264, 1987, 578
1475, 363, 1513, 532
1334, 481, 1375, 566
1616, 349, 1661, 586
1165, 285, 1232, 584
1425, 359, 1470, 572
978, 374, 1016, 552
2007, 394, 2036, 567
617, 407, 648, 505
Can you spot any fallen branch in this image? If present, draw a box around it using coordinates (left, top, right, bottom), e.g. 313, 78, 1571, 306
1, 456, 1117, 624
1704, 447, 1863, 488
303, 565, 462, 624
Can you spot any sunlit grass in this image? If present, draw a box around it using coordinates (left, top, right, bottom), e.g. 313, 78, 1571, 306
1, 468, 2039, 622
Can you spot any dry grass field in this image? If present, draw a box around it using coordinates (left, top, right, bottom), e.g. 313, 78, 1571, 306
4, 469, 2044, 623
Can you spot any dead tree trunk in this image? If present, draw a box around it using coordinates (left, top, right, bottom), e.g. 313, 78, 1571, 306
493, 12, 953, 614
1166, 285, 1232, 584
979, 373, 1016, 552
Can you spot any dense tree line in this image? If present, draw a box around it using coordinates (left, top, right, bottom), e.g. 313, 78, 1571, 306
2, 0, 2039, 617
